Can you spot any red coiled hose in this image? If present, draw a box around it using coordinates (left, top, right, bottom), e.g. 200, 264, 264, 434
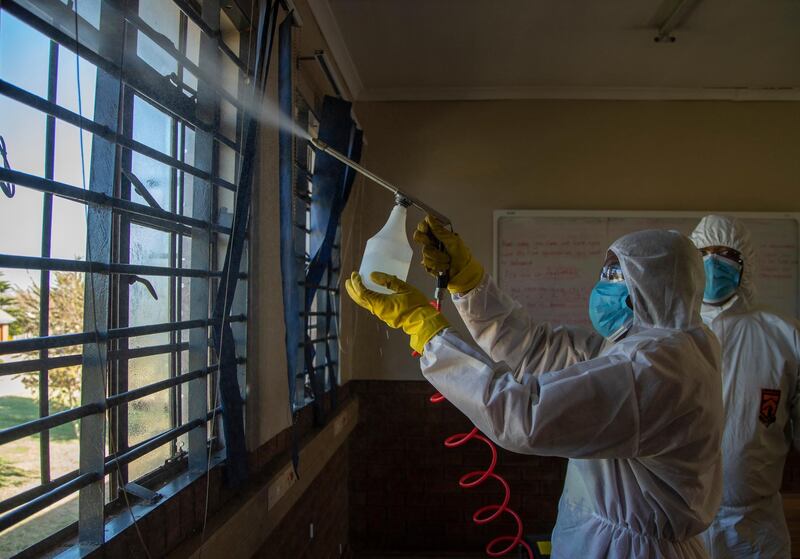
429, 391, 533, 559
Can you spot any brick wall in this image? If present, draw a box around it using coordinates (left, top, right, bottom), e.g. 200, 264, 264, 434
254, 443, 351, 558
348, 380, 800, 557
348, 380, 565, 555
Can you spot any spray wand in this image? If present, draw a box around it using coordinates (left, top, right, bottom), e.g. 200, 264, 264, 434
310, 137, 451, 227
311, 137, 451, 307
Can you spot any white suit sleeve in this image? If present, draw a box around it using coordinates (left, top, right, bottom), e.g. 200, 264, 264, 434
421, 329, 640, 459
453, 274, 606, 379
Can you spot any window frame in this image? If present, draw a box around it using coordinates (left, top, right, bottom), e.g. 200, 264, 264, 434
0, 0, 253, 553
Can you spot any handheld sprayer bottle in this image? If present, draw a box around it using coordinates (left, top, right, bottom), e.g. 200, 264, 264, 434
359, 195, 414, 293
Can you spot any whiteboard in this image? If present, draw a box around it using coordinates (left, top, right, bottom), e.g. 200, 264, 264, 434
493, 211, 800, 327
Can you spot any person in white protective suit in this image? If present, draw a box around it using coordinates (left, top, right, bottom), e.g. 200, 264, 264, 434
346, 221, 723, 559
690, 214, 800, 559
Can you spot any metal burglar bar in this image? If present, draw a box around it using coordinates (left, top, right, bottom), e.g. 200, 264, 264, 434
187, 0, 217, 474
0, 0, 252, 553
78, 0, 123, 544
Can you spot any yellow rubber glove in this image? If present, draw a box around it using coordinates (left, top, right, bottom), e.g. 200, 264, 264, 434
412, 215, 484, 294
345, 271, 449, 354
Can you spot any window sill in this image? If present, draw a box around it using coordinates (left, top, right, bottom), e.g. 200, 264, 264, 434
52, 452, 226, 559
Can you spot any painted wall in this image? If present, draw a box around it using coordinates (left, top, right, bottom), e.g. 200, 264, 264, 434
340, 99, 800, 380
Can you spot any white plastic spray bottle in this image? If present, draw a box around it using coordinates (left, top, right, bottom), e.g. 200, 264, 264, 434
358, 196, 413, 294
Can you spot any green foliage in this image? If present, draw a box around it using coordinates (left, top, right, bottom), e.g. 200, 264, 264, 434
0, 271, 21, 336
13, 272, 84, 412
0, 395, 77, 441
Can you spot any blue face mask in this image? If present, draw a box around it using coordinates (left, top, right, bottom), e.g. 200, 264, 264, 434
589, 280, 634, 341
703, 254, 742, 304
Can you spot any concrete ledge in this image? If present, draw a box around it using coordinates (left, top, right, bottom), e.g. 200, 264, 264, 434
169, 397, 359, 559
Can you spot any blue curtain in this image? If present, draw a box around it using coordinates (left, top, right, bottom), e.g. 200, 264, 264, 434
279, 21, 363, 472
211, 0, 280, 488
277, 14, 302, 472
304, 97, 362, 424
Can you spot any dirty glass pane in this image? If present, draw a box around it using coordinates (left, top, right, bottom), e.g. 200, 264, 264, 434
128, 223, 170, 348
136, 0, 181, 77
127, 356, 171, 480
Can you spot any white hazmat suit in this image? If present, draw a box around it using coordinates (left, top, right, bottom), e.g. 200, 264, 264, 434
421, 229, 723, 558
691, 215, 800, 558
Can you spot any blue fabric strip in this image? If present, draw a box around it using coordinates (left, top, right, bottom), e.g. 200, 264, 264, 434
304, 97, 362, 425
277, 14, 301, 473
210, 0, 279, 489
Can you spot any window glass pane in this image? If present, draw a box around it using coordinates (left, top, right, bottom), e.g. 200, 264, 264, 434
218, 143, 237, 184
183, 70, 199, 94
0, 270, 35, 340
136, 0, 181, 77
220, 99, 238, 143
0, 99, 47, 176
56, 46, 97, 119
47, 272, 86, 339
128, 356, 172, 479
0, 414, 78, 557
130, 155, 173, 211
132, 95, 174, 157
186, 19, 201, 66
139, 0, 181, 46
54, 121, 94, 190
128, 224, 170, 347
0, 99, 47, 257
0, 188, 43, 258
0, 473, 78, 558
128, 356, 170, 437
0, 14, 50, 97
128, 441, 171, 483
136, 32, 179, 77
220, 10, 239, 53
48, 417, 80, 479
220, 53, 240, 97
50, 198, 88, 261
60, 0, 102, 29
0, 428, 40, 501
215, 234, 229, 273
130, 96, 174, 208
180, 126, 197, 218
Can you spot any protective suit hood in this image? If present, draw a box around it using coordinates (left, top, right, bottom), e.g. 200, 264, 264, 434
689, 214, 756, 309
610, 229, 704, 331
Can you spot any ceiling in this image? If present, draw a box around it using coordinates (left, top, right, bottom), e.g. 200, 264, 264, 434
306, 0, 800, 100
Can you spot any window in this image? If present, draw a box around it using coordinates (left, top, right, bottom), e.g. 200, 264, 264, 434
291, 96, 340, 410
0, 0, 250, 554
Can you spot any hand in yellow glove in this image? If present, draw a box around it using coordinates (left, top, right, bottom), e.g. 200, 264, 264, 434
345, 271, 449, 354
412, 215, 484, 294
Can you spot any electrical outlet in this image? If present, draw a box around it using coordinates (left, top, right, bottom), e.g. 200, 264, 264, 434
267, 465, 296, 511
